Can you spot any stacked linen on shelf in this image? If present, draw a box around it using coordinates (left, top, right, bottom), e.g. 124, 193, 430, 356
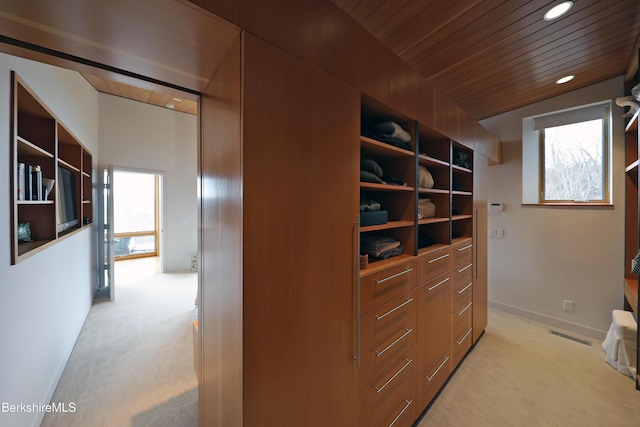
361, 119, 412, 151
361, 235, 403, 260
360, 157, 406, 186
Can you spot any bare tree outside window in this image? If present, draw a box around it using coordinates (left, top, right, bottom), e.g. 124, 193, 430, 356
541, 119, 605, 202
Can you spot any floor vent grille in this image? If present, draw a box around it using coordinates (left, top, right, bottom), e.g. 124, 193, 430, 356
549, 329, 592, 346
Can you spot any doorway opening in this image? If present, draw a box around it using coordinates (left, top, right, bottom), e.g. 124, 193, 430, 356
113, 170, 162, 261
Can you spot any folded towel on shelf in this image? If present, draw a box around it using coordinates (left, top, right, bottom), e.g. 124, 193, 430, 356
375, 245, 404, 260
373, 121, 411, 143
360, 199, 381, 212
360, 170, 385, 184
418, 165, 434, 189
418, 199, 436, 219
381, 175, 406, 186
361, 118, 412, 151
361, 157, 384, 178
361, 235, 400, 258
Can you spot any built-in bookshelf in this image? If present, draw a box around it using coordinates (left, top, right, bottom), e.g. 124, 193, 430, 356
10, 71, 93, 264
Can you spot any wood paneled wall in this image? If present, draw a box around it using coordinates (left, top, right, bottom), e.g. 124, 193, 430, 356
189, 0, 501, 163
199, 33, 243, 427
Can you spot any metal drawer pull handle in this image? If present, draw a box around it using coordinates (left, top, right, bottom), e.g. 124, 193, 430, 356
457, 244, 473, 252
426, 355, 450, 382
388, 399, 413, 427
456, 282, 473, 295
375, 268, 414, 284
375, 358, 413, 394
376, 298, 413, 321
427, 253, 450, 263
457, 263, 473, 273
457, 301, 473, 316
456, 328, 472, 345
427, 276, 449, 291
375, 328, 413, 357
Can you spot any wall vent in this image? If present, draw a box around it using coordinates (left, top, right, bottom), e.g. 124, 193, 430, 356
549, 329, 592, 346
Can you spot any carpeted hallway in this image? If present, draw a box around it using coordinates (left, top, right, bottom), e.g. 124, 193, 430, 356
40, 257, 640, 426
41, 258, 198, 427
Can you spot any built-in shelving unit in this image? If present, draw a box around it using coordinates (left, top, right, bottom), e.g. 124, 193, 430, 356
623, 106, 640, 389
10, 72, 93, 264
357, 94, 478, 427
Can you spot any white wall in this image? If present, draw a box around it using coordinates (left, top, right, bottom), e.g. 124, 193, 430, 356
98, 94, 197, 272
0, 53, 98, 427
480, 77, 626, 339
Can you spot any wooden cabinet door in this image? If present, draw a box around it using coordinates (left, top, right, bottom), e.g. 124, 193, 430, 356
472, 153, 488, 343
242, 33, 360, 427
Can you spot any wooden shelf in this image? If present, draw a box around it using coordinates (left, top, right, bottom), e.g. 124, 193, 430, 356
17, 136, 54, 158
360, 182, 414, 192
11, 72, 93, 264
419, 188, 449, 195
452, 164, 472, 174
360, 135, 414, 158
452, 214, 473, 221
452, 190, 472, 196
418, 154, 449, 168
418, 217, 449, 225
361, 220, 414, 232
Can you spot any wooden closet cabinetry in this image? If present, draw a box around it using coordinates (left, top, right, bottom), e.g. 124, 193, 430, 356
623, 108, 639, 389
357, 96, 481, 425
10, 72, 93, 264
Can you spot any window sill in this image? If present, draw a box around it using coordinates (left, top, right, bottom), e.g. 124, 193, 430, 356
522, 202, 613, 207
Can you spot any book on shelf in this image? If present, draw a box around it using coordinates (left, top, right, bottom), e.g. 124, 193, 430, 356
31, 165, 42, 201
17, 162, 25, 201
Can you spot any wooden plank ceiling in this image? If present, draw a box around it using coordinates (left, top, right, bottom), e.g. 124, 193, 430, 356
1, 0, 638, 120
333, 0, 640, 120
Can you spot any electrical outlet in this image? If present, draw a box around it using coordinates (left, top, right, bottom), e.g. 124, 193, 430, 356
490, 229, 504, 239
563, 300, 574, 312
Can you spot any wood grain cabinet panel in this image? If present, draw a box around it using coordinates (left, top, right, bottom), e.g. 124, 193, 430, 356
360, 290, 417, 354
416, 246, 452, 285
359, 346, 417, 427
361, 261, 417, 314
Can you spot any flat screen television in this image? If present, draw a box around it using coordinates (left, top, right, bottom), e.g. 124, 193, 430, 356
57, 165, 78, 233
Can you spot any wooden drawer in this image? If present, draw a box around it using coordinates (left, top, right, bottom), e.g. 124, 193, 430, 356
361, 290, 417, 353
451, 239, 473, 268
452, 261, 473, 290
416, 273, 451, 373
360, 320, 416, 392
451, 280, 472, 313
417, 354, 451, 411
360, 346, 416, 427
451, 326, 473, 367
416, 247, 451, 285
451, 300, 473, 339
361, 262, 416, 314
374, 388, 416, 427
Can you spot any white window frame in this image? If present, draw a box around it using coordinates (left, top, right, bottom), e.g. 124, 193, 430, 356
522, 101, 612, 206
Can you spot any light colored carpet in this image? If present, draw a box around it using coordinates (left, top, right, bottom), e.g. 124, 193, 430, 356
41, 258, 198, 427
41, 262, 640, 427
417, 308, 640, 427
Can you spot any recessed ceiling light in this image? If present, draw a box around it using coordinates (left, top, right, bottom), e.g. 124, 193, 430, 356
544, 1, 573, 21
556, 75, 575, 84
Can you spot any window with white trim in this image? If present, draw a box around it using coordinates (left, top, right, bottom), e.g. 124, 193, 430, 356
522, 102, 612, 205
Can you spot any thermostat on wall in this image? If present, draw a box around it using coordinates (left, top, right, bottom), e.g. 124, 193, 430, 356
488, 203, 503, 213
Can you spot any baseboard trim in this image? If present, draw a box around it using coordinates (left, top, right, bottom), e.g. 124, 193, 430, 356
488, 300, 607, 341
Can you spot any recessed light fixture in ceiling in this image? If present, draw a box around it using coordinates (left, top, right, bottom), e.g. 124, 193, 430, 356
544, 1, 573, 21
556, 75, 575, 84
